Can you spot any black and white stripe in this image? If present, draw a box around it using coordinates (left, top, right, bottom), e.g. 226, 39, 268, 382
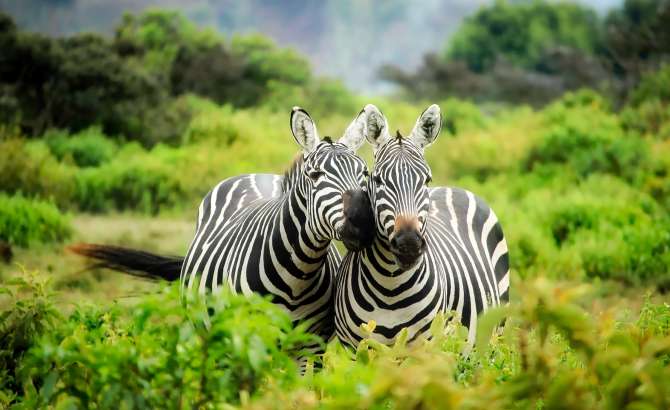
70, 108, 372, 350
335, 104, 510, 347
180, 107, 370, 341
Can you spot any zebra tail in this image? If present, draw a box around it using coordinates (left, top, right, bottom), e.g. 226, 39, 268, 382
67, 243, 183, 281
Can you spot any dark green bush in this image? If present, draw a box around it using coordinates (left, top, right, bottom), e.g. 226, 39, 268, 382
446, 1, 601, 73
628, 64, 670, 107
621, 65, 670, 139
44, 127, 118, 167
0, 194, 71, 247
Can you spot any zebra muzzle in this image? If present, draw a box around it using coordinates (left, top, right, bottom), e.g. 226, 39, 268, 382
340, 189, 375, 251
390, 222, 425, 269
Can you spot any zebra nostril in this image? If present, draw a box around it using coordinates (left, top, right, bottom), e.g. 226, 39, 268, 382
390, 236, 398, 249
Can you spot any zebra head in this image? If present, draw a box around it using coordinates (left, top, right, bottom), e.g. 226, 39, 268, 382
363, 104, 442, 269
290, 107, 374, 251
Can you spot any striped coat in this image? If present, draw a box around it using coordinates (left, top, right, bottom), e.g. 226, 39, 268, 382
335, 104, 510, 347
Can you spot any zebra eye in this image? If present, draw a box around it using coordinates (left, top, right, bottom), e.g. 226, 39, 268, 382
362, 169, 369, 178
308, 170, 324, 181
373, 175, 383, 185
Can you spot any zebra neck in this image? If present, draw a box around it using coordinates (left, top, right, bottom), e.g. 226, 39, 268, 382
271, 185, 331, 278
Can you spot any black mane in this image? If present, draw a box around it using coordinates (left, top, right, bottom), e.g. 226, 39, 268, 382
281, 153, 304, 193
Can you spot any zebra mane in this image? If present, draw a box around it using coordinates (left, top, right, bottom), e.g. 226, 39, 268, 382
281, 153, 304, 193
395, 130, 403, 144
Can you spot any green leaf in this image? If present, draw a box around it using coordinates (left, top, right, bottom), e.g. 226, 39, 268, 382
476, 306, 511, 352
39, 371, 58, 401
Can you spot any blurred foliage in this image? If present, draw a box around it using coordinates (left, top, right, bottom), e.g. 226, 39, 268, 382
0, 2, 669, 407
382, 0, 670, 106
446, 0, 601, 73
0, 195, 71, 247
44, 127, 118, 168
621, 64, 670, 139
0, 9, 340, 146
525, 90, 649, 182
1, 273, 669, 408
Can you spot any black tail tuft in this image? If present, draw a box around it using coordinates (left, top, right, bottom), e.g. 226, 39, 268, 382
68, 243, 183, 282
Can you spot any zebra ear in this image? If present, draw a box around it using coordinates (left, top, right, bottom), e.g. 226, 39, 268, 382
361, 104, 391, 151
290, 107, 320, 154
338, 109, 368, 152
408, 104, 441, 150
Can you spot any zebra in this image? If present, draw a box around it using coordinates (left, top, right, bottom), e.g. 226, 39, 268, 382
334, 104, 510, 348
71, 107, 375, 343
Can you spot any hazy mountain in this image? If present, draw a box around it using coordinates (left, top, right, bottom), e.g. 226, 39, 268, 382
0, 0, 622, 93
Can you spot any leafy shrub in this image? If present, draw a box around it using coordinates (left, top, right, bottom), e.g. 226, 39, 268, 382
44, 127, 118, 167
628, 64, 670, 107
15, 285, 316, 408
263, 78, 358, 119
439, 97, 489, 135
3, 263, 670, 410
74, 152, 189, 214
580, 219, 670, 285
642, 140, 670, 210
4, 273, 670, 409
183, 103, 240, 145
0, 138, 76, 207
132, 95, 194, 147
248, 279, 670, 410
621, 65, 670, 139
621, 99, 670, 139
0, 194, 71, 247
526, 96, 649, 182
0, 272, 60, 403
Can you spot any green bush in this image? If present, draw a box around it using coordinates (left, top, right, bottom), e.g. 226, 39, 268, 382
0, 138, 76, 207
446, 1, 601, 72
44, 127, 118, 167
4, 275, 669, 409
183, 102, 240, 145
621, 65, 670, 139
0, 273, 60, 404
525, 96, 649, 182
263, 78, 358, 119
621, 99, 670, 139
0, 194, 71, 247
13, 284, 316, 409
628, 64, 670, 107
74, 153, 189, 214
439, 97, 489, 135
580, 219, 670, 285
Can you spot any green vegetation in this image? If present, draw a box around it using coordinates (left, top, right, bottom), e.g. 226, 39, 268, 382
446, 1, 601, 73
382, 0, 670, 105
0, 10, 350, 145
1, 1, 669, 408
0, 195, 71, 247
1, 274, 668, 409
